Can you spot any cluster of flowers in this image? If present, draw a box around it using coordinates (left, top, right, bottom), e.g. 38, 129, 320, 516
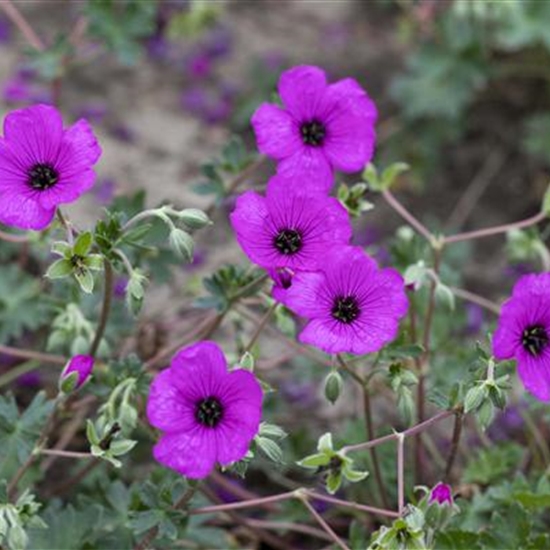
231, 65, 409, 355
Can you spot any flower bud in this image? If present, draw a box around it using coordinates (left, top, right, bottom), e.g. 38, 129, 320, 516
59, 355, 94, 393
169, 228, 194, 261
178, 208, 211, 230
324, 369, 343, 405
429, 482, 453, 505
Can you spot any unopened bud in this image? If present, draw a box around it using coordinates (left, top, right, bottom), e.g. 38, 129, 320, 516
324, 369, 343, 405
59, 355, 94, 393
169, 228, 194, 261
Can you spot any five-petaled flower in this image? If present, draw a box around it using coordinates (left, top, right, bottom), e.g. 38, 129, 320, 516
147, 341, 263, 479
493, 273, 550, 401
0, 104, 101, 230
230, 174, 352, 271
276, 246, 408, 355
252, 65, 377, 192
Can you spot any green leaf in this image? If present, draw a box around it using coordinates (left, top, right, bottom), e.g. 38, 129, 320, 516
317, 432, 333, 453
84, 254, 104, 271
298, 453, 330, 469
464, 383, 488, 413
435, 282, 456, 311
75, 268, 95, 294
45, 259, 73, 279
51, 241, 72, 257
73, 231, 93, 256
109, 439, 137, 456
381, 162, 410, 190
255, 436, 284, 463
0, 392, 54, 479
326, 471, 342, 494
342, 464, 369, 483
259, 422, 287, 439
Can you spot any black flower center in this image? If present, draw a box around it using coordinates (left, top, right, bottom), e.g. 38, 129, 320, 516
195, 396, 224, 428
300, 120, 326, 146
274, 229, 303, 255
331, 295, 360, 324
522, 325, 549, 357
28, 163, 59, 191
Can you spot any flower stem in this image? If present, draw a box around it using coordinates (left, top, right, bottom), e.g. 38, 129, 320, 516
88, 258, 114, 358
298, 496, 351, 550
444, 408, 464, 482
382, 189, 434, 244
443, 211, 546, 244
396, 433, 405, 515
0, 229, 31, 243
39, 449, 91, 459
0, 344, 66, 365
244, 301, 278, 353
449, 286, 501, 315
342, 409, 454, 454
304, 490, 399, 519
0, 0, 45, 51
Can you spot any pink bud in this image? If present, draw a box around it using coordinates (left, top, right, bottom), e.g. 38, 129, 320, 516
60, 355, 94, 392
429, 482, 453, 505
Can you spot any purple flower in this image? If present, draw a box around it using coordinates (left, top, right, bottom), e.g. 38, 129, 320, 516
93, 177, 116, 205
147, 341, 263, 479
429, 482, 453, 505
464, 303, 484, 335
493, 273, 550, 401
60, 355, 94, 392
3, 78, 31, 103
277, 246, 408, 355
252, 65, 377, 193
186, 52, 212, 79
230, 174, 352, 272
0, 104, 102, 230
17, 371, 42, 388
0, 18, 10, 45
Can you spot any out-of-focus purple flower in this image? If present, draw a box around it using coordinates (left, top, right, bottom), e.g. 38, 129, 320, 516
147, 341, 263, 479
93, 178, 116, 205
181, 86, 234, 125
3, 78, 31, 103
280, 380, 316, 407
0, 104, 102, 230
503, 262, 534, 283
0, 17, 11, 45
487, 404, 525, 441
211, 476, 244, 504
277, 246, 408, 355
109, 124, 136, 143
186, 52, 212, 79
146, 35, 173, 62
465, 303, 484, 335
429, 482, 453, 505
493, 273, 550, 401
252, 65, 378, 193
114, 277, 129, 299
0, 352, 17, 367
60, 354, 94, 392
203, 26, 232, 59
17, 371, 41, 388
182, 247, 206, 271
75, 103, 108, 124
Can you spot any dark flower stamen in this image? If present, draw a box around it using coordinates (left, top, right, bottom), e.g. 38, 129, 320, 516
300, 120, 326, 146
522, 325, 549, 357
195, 396, 224, 427
274, 228, 302, 255
28, 163, 59, 191
331, 295, 360, 324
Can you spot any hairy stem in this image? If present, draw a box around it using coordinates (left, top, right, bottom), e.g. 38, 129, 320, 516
0, 345, 66, 365
0, 0, 45, 51
89, 259, 114, 358
444, 409, 464, 482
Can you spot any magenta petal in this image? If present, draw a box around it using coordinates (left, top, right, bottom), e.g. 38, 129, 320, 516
146, 369, 196, 432
276, 148, 333, 193
215, 421, 255, 466
517, 351, 550, 402
277, 271, 328, 316
170, 340, 228, 398
278, 65, 327, 119
153, 429, 216, 479
4, 104, 63, 165
0, 187, 55, 230
59, 118, 102, 166
251, 104, 300, 159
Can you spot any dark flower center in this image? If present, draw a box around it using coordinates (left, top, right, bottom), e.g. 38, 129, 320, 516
28, 163, 59, 191
195, 396, 224, 428
522, 325, 549, 357
331, 295, 360, 324
274, 229, 303, 255
300, 120, 326, 146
